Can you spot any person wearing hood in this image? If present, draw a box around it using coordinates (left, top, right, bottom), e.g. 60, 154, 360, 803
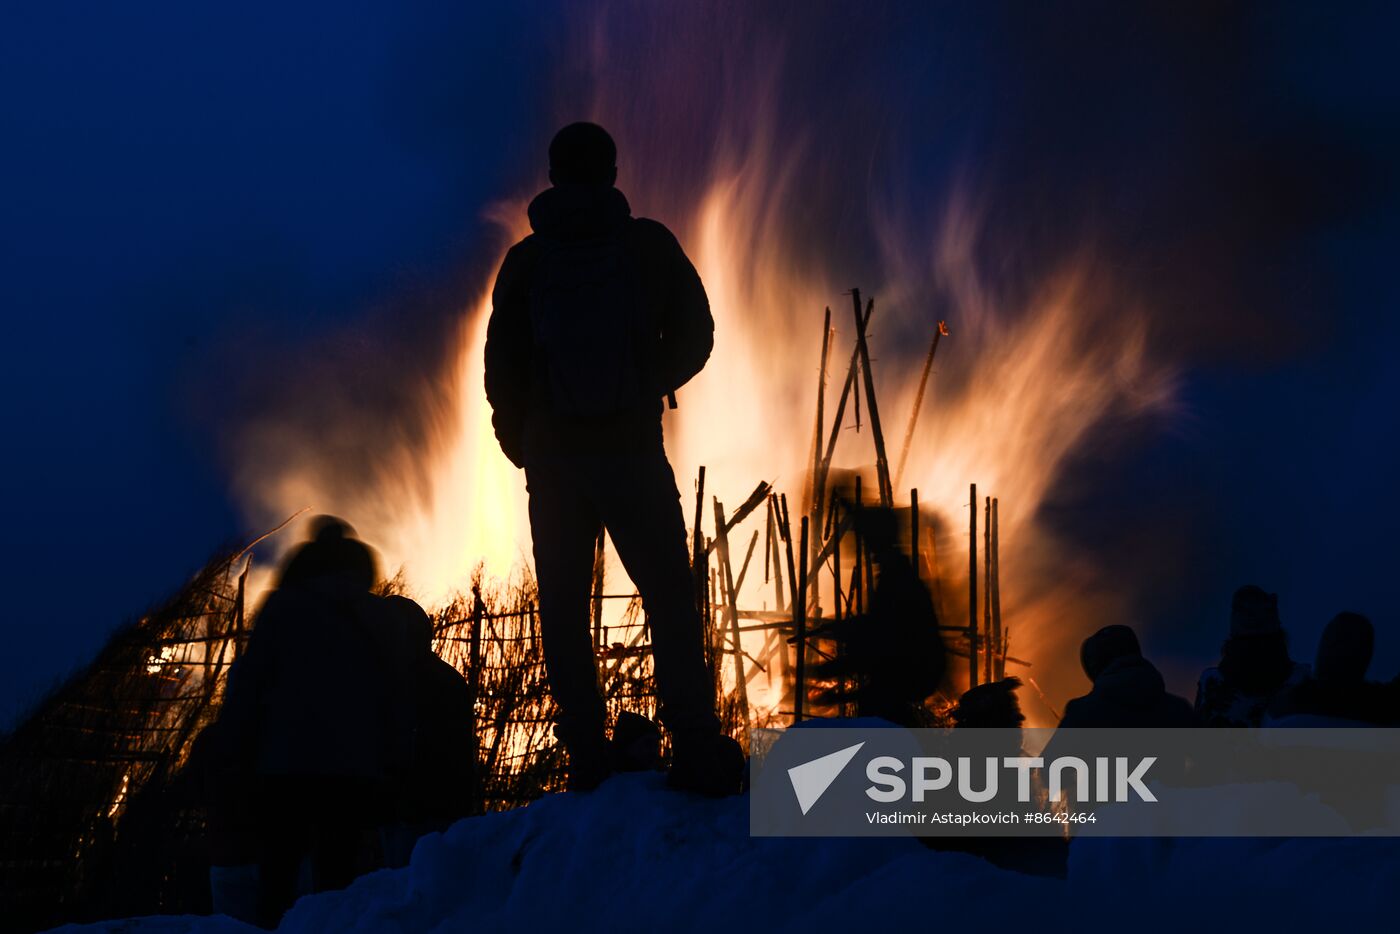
379, 594, 479, 866
1057, 625, 1195, 729
217, 517, 407, 927
483, 122, 740, 796
1269, 612, 1389, 725
1195, 585, 1309, 727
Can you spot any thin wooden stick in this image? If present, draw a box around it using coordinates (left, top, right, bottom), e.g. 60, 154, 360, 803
984, 495, 993, 684
910, 488, 920, 582
795, 515, 810, 723
778, 495, 802, 721
893, 321, 948, 491
809, 307, 832, 521
992, 497, 1004, 680
809, 308, 833, 612
233, 506, 312, 561
691, 466, 706, 612
767, 497, 791, 682
968, 482, 979, 689
732, 529, 761, 633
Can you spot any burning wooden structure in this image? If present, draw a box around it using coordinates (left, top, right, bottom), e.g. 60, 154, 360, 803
0, 287, 1025, 929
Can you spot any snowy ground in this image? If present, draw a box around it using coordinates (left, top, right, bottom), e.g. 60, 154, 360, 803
58, 771, 1397, 933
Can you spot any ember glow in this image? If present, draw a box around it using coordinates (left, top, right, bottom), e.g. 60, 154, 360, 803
233, 26, 1177, 724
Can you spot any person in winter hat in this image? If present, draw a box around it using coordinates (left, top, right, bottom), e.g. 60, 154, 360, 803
1195, 585, 1309, 727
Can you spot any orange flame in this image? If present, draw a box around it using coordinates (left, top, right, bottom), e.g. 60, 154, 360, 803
234, 60, 1175, 726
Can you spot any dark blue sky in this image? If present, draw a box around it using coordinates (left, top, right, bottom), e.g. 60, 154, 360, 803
2, 2, 1398, 727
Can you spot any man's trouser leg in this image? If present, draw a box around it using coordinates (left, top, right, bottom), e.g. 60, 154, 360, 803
526, 462, 608, 762
597, 446, 720, 738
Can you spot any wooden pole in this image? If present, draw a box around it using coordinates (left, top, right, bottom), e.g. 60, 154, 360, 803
591, 528, 606, 650
893, 321, 948, 491
809, 307, 833, 542
831, 495, 843, 619
469, 585, 484, 716
851, 475, 864, 617
691, 466, 706, 612
767, 497, 791, 682
992, 497, 1004, 680
795, 515, 810, 723
984, 496, 993, 684
910, 488, 920, 582
851, 289, 894, 507
778, 495, 801, 721
968, 482, 979, 689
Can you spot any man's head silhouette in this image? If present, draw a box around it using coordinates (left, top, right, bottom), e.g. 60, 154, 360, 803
549, 122, 617, 187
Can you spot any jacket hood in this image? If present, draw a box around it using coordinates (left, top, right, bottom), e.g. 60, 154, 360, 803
528, 184, 632, 239
1092, 655, 1168, 708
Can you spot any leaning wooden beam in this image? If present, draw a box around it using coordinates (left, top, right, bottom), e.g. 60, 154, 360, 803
893, 320, 948, 491
732, 528, 760, 602
851, 288, 894, 507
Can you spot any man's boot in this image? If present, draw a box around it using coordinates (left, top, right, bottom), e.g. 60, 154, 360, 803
557, 720, 611, 792
666, 731, 744, 797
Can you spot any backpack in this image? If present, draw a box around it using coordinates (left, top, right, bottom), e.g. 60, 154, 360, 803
528, 221, 653, 415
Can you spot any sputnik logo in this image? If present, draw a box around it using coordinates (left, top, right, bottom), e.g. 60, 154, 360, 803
787, 741, 865, 815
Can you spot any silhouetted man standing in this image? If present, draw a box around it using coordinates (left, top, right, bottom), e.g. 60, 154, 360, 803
484, 122, 740, 795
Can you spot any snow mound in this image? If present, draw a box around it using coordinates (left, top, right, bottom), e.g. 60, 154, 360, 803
59, 772, 1397, 933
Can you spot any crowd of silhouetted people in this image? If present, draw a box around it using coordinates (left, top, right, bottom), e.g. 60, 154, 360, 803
194, 508, 1399, 924
940, 584, 1396, 736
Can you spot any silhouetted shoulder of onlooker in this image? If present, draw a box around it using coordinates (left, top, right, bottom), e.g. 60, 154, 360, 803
383, 595, 479, 831
1195, 585, 1308, 727
1059, 625, 1195, 729
1270, 612, 1388, 725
